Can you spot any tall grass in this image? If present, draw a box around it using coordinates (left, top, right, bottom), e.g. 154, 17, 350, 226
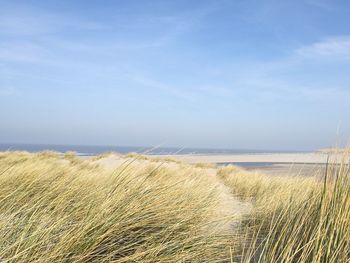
0, 152, 232, 262
219, 155, 350, 262
1, 151, 349, 262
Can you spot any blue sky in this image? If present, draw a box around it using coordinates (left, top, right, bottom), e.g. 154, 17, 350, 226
1, 0, 350, 150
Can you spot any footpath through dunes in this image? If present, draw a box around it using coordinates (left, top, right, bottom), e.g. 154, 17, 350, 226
90, 153, 252, 234
4, 151, 349, 261
0, 151, 252, 262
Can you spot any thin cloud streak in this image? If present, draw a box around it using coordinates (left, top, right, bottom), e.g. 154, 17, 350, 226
1, 0, 350, 149
296, 36, 350, 59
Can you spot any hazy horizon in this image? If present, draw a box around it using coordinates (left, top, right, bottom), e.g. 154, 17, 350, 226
1, 0, 350, 150
0, 141, 339, 153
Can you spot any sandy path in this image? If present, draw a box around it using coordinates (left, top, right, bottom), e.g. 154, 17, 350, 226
92, 155, 251, 233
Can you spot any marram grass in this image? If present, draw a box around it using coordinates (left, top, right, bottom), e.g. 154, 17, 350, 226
0, 152, 232, 262
0, 151, 349, 262
219, 154, 350, 263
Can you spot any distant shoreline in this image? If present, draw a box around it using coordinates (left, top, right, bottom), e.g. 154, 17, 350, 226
0, 143, 311, 156
1, 144, 345, 174
149, 153, 338, 164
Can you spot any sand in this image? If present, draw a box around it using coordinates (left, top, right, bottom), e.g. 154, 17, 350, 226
146, 152, 347, 177
88, 152, 346, 177
245, 163, 328, 177
149, 153, 340, 164
90, 154, 252, 233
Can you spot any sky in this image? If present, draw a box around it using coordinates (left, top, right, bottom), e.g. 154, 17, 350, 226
1, 0, 350, 151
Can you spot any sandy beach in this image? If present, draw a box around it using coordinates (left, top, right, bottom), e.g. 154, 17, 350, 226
83, 152, 347, 177
150, 152, 338, 164
78, 151, 346, 177
148, 152, 346, 176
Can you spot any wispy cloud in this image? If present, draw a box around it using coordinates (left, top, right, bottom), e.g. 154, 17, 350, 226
0, 2, 221, 105
1, 2, 349, 106
0, 2, 202, 64
296, 36, 350, 59
197, 36, 350, 104
126, 74, 196, 102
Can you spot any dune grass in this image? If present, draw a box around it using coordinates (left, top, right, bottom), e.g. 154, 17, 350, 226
1, 151, 349, 262
218, 156, 350, 262
0, 152, 232, 262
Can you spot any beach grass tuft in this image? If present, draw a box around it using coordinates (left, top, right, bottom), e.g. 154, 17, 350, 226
218, 153, 350, 262
0, 151, 349, 262
0, 152, 232, 262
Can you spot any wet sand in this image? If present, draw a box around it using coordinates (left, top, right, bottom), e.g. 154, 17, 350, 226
243, 163, 328, 177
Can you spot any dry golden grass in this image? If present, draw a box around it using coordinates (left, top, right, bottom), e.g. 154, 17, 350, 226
1, 151, 349, 262
0, 152, 232, 262
194, 163, 217, 169
218, 166, 318, 216
124, 152, 183, 164
218, 156, 350, 262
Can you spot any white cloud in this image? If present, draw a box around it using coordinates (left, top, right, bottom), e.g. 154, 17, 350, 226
296, 36, 350, 59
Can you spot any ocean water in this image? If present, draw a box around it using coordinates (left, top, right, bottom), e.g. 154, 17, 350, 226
0, 143, 300, 156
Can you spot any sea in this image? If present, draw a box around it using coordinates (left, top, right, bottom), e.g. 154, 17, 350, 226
0, 143, 302, 157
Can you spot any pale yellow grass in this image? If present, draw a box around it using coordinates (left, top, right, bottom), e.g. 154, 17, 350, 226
0, 151, 234, 262
1, 151, 349, 262
218, 154, 350, 263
